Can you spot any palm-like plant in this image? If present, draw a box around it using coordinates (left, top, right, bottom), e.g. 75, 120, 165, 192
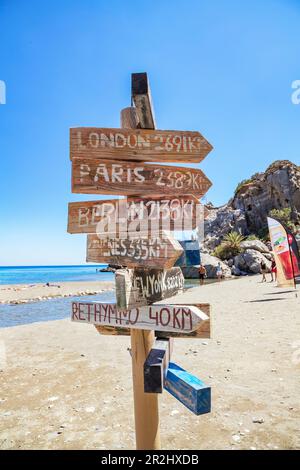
222, 231, 245, 256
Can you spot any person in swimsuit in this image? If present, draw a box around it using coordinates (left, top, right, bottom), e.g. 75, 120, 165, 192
198, 264, 206, 286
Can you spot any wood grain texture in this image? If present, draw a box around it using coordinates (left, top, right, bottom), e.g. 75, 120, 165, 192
87, 232, 183, 270
71, 302, 208, 333
121, 98, 160, 450
94, 303, 211, 339
120, 107, 140, 129
115, 266, 185, 309
131, 73, 156, 129
144, 338, 173, 394
67, 196, 205, 234
70, 128, 213, 163
71, 158, 212, 197
164, 362, 211, 415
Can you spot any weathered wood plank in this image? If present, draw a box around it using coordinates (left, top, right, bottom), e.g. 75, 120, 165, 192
70, 128, 213, 163
71, 302, 208, 333
144, 338, 173, 394
67, 196, 205, 234
115, 266, 185, 309
94, 303, 211, 339
131, 72, 156, 130
87, 232, 183, 270
72, 158, 212, 198
164, 362, 211, 415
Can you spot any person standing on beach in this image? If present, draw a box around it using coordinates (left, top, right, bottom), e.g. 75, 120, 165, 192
216, 262, 223, 282
260, 260, 267, 282
198, 264, 206, 286
270, 259, 277, 282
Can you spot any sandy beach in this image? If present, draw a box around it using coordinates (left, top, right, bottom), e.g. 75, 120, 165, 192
0, 281, 115, 304
0, 275, 299, 450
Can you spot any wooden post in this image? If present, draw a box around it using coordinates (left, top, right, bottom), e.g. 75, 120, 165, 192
121, 106, 161, 450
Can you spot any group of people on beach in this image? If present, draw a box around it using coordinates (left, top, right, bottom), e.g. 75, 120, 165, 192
198, 259, 277, 285
198, 262, 223, 285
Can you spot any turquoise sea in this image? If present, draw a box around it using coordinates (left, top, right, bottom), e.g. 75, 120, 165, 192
0, 265, 114, 285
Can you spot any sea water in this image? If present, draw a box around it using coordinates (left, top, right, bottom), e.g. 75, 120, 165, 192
0, 265, 113, 285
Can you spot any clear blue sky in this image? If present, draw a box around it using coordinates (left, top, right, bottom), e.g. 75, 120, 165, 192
0, 0, 299, 265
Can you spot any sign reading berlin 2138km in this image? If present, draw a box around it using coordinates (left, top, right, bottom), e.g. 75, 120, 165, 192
67, 196, 206, 235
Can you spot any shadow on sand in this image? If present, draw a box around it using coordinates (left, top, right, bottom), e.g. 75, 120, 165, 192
245, 298, 286, 303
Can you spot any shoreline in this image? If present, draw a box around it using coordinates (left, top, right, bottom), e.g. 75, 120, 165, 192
0, 280, 115, 305
0, 277, 230, 306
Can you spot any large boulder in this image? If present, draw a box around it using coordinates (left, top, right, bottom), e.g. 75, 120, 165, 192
240, 239, 270, 254
201, 253, 232, 278
234, 249, 271, 274
203, 205, 249, 249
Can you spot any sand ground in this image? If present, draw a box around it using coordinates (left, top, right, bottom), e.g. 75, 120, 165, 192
0, 275, 299, 450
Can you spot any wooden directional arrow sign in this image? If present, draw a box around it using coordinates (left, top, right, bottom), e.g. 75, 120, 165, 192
87, 232, 183, 270
71, 158, 212, 198
94, 303, 211, 339
71, 302, 208, 334
67, 196, 206, 234
115, 267, 185, 309
144, 338, 173, 394
70, 128, 213, 163
165, 362, 211, 415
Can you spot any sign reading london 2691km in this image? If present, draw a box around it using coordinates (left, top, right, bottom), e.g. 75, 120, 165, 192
70, 127, 213, 163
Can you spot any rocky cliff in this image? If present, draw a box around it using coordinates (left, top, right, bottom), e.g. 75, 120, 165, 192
204, 160, 300, 250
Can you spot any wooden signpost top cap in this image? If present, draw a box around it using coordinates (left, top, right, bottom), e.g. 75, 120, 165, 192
131, 72, 156, 130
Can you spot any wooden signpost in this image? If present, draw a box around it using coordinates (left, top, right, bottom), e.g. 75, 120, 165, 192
144, 338, 173, 394
87, 232, 183, 270
115, 266, 185, 309
72, 158, 212, 197
70, 128, 212, 163
71, 301, 208, 333
131, 72, 156, 129
68, 195, 205, 234
67, 72, 213, 449
165, 363, 211, 415
94, 303, 211, 339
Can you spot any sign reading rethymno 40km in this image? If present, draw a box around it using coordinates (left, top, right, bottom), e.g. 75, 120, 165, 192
71, 301, 208, 334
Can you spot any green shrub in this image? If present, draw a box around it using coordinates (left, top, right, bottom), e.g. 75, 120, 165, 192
234, 179, 252, 195
269, 207, 297, 234
257, 226, 269, 241
246, 234, 258, 241
212, 244, 233, 260
213, 231, 246, 260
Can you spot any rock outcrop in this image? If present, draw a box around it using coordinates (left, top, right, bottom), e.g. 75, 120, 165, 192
234, 250, 271, 275
203, 160, 300, 248
231, 160, 300, 234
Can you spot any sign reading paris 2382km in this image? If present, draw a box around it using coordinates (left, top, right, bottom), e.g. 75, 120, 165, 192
70, 128, 213, 163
